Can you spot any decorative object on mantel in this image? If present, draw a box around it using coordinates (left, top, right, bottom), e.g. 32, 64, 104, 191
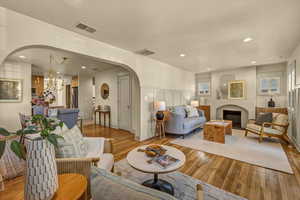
228, 80, 245, 100
154, 101, 166, 120
0, 115, 64, 200
268, 97, 275, 107
0, 78, 23, 103
101, 83, 109, 99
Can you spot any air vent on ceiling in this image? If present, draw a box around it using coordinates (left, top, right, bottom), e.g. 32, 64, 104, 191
135, 49, 155, 56
75, 22, 96, 33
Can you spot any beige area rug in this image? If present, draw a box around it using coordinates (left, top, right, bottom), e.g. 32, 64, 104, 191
170, 129, 293, 174
115, 159, 247, 200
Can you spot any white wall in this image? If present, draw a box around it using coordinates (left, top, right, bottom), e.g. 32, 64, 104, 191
0, 61, 31, 131
256, 63, 287, 107
78, 74, 94, 120
195, 64, 287, 122
287, 42, 300, 150
95, 69, 120, 128
0, 7, 195, 140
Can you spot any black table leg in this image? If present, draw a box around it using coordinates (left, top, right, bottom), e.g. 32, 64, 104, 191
142, 173, 174, 195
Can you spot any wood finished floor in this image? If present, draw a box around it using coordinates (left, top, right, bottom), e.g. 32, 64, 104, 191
83, 124, 300, 200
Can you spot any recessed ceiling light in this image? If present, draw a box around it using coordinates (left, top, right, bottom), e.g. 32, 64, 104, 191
180, 54, 185, 57
251, 61, 257, 64
243, 37, 253, 43
19, 55, 26, 59
56, 71, 60, 74
81, 66, 86, 69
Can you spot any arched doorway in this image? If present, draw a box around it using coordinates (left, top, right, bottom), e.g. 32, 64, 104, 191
0, 45, 141, 139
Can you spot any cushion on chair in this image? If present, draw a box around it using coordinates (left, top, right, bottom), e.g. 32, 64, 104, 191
272, 113, 288, 132
84, 137, 114, 171
98, 153, 114, 171
56, 126, 88, 158
255, 112, 272, 125
90, 167, 177, 200
246, 123, 282, 135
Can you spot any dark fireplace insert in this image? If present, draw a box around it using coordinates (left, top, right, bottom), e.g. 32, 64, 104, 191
223, 110, 241, 129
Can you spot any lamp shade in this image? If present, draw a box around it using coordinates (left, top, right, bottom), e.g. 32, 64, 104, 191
154, 101, 166, 111
190, 100, 199, 107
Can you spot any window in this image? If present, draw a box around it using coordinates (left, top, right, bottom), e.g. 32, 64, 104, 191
259, 77, 280, 95
198, 82, 210, 96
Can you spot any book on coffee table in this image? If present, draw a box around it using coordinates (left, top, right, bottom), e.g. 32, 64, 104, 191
153, 155, 179, 169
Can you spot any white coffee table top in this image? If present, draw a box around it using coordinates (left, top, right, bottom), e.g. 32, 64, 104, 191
126, 145, 186, 174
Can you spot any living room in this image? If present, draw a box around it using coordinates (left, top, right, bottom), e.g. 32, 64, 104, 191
1, 1, 300, 200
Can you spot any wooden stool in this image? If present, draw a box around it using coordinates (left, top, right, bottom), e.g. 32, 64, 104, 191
155, 119, 166, 138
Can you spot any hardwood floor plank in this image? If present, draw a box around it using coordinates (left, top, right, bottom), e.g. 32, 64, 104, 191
83, 124, 300, 200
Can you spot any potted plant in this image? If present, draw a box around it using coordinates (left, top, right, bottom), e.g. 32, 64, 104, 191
0, 114, 63, 200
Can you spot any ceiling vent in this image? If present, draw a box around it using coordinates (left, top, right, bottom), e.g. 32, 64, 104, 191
135, 49, 155, 56
75, 22, 96, 33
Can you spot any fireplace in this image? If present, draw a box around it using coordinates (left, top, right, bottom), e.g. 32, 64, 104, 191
223, 110, 242, 129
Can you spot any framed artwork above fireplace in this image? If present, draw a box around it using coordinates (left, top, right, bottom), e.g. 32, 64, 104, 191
228, 80, 245, 100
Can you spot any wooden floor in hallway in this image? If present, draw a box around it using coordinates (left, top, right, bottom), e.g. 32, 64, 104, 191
83, 124, 300, 200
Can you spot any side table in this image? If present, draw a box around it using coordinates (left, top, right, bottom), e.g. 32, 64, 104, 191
0, 173, 87, 200
155, 119, 166, 138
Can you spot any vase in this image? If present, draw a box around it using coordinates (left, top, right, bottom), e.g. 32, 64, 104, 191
25, 138, 58, 200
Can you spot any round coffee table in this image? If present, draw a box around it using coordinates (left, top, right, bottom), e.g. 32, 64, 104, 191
126, 145, 186, 195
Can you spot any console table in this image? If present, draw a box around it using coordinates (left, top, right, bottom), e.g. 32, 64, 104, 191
94, 109, 111, 128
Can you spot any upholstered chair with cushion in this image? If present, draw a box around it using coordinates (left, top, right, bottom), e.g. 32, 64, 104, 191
55, 125, 115, 172
245, 113, 289, 143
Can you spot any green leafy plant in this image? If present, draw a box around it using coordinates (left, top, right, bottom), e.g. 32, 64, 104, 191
0, 114, 63, 160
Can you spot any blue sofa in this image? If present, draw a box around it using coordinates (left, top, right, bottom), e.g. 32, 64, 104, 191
165, 105, 206, 138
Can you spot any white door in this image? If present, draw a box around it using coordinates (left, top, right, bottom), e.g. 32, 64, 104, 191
118, 75, 131, 131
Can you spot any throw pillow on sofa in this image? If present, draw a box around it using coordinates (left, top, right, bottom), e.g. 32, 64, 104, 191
185, 106, 199, 118
55, 125, 88, 158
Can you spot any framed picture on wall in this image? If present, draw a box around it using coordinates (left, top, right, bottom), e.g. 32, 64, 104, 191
0, 78, 23, 102
258, 77, 281, 95
197, 82, 210, 96
228, 80, 245, 99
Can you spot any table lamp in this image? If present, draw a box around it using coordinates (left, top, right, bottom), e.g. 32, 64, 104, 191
154, 101, 166, 120
190, 100, 199, 107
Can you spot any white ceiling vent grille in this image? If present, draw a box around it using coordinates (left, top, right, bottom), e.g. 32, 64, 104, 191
75, 22, 96, 33
135, 49, 155, 56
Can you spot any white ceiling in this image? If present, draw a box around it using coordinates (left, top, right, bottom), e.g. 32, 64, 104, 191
1, 0, 300, 73
7, 47, 120, 76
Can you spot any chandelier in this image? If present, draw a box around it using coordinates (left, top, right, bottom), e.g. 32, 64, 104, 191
44, 54, 68, 93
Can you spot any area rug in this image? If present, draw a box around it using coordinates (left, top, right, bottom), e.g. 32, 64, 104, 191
115, 159, 247, 200
170, 129, 293, 174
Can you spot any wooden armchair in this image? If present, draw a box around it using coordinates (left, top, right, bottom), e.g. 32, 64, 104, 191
245, 121, 290, 143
